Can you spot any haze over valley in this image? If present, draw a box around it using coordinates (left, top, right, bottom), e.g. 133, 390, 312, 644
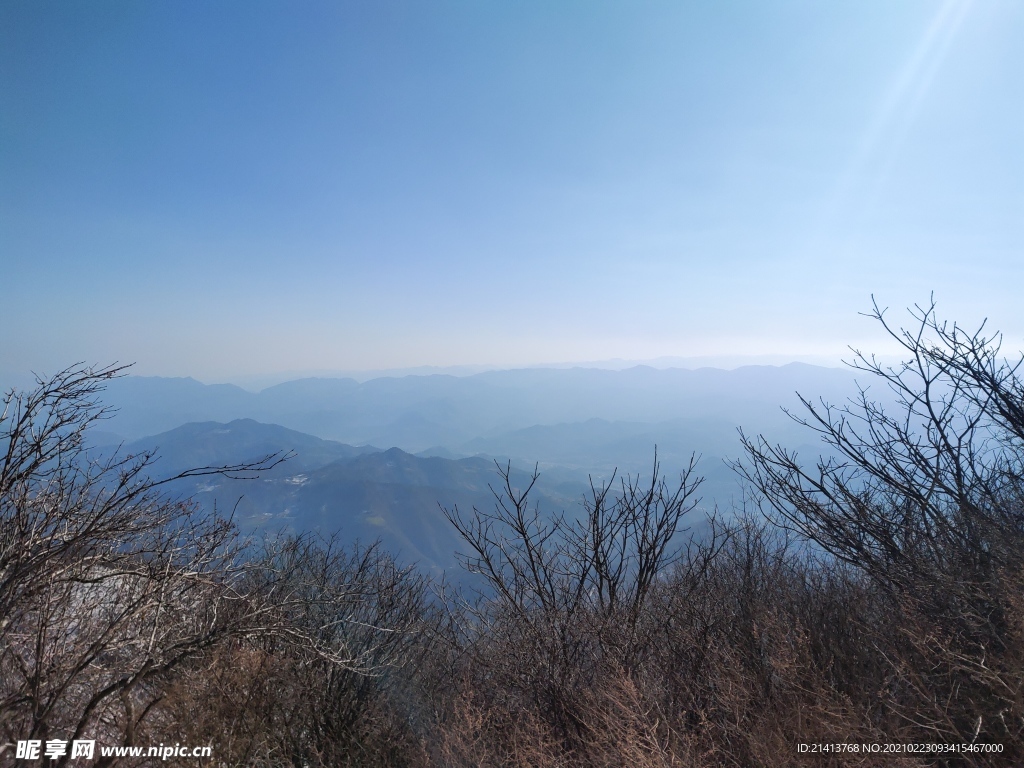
83, 362, 871, 571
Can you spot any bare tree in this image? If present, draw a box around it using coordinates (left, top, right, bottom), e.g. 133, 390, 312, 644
441, 453, 704, 745
0, 364, 293, 764
737, 297, 1024, 753
166, 535, 441, 767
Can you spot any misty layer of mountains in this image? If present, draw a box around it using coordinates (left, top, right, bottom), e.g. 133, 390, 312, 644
86, 364, 868, 572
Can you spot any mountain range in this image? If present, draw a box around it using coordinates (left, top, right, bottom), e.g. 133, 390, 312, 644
82, 364, 872, 572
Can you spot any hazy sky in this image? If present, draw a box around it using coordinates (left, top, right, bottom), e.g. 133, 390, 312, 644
2, 1, 1022, 381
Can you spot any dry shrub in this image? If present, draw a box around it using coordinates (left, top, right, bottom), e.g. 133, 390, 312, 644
437, 676, 567, 768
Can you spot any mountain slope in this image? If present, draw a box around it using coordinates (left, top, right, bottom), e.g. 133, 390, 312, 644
118, 418, 377, 476
113, 420, 590, 573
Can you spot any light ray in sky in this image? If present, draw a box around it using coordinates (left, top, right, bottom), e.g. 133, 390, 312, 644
825, 0, 973, 229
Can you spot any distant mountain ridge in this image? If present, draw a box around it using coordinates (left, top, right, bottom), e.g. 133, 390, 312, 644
99, 364, 866, 454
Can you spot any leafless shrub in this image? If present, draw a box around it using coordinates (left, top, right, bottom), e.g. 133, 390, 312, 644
0, 365, 436, 767
164, 536, 440, 767
0, 365, 293, 765
433, 298, 1024, 767
738, 297, 1024, 761
435, 454, 715, 764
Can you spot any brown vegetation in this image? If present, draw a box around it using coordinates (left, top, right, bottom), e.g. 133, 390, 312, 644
3, 299, 1024, 766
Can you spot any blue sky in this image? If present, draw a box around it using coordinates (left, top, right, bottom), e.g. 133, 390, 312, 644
2, 0, 1022, 381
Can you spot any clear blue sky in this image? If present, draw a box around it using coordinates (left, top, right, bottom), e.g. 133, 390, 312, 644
2, 0, 1021, 380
